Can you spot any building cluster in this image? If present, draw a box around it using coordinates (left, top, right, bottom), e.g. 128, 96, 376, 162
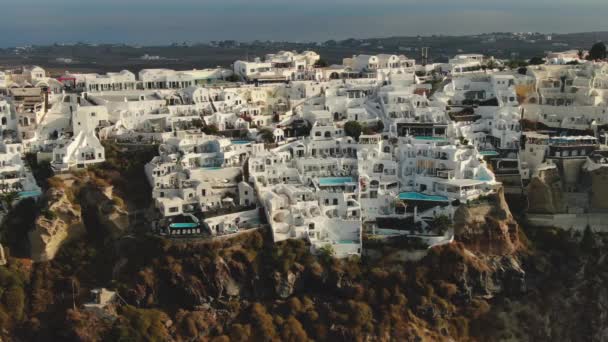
2, 47, 608, 256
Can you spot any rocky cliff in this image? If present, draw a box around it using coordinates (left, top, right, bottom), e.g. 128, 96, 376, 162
584, 166, 608, 210
527, 167, 566, 214
80, 184, 130, 235
454, 188, 521, 255
29, 186, 85, 262
28, 174, 130, 262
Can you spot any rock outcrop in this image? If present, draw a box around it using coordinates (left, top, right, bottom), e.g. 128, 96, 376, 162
454, 188, 521, 255
29, 187, 85, 262
584, 166, 608, 209
80, 185, 130, 235
29, 174, 130, 262
526, 167, 566, 214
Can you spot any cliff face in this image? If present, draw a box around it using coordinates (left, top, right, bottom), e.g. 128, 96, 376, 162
454, 188, 521, 255
585, 166, 608, 209
28, 175, 130, 262
526, 167, 566, 214
29, 187, 85, 262
80, 185, 130, 235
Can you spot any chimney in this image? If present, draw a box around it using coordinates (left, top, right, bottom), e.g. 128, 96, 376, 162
42, 86, 49, 114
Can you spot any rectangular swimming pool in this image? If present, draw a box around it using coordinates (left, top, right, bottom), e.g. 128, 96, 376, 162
337, 240, 360, 244
318, 177, 354, 186
414, 136, 446, 141
170, 222, 199, 229
398, 192, 449, 202
231, 140, 251, 145
18, 190, 42, 199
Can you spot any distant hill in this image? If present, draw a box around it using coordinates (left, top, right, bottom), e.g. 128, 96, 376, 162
2, 31, 608, 74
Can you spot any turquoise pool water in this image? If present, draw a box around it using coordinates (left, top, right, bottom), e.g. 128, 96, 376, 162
375, 229, 403, 236
202, 166, 222, 170
318, 177, 354, 186
231, 140, 251, 145
414, 136, 446, 141
476, 175, 493, 181
398, 192, 449, 201
337, 240, 359, 244
479, 150, 499, 156
244, 217, 261, 225
18, 190, 42, 198
170, 222, 199, 229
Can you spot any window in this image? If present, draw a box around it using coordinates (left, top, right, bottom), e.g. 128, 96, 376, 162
169, 207, 178, 213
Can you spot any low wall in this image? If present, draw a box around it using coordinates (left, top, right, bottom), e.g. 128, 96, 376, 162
527, 213, 608, 232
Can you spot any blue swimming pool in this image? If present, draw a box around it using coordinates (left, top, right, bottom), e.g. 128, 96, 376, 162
398, 192, 449, 202
414, 136, 446, 141
337, 240, 360, 244
479, 150, 499, 156
231, 140, 251, 145
476, 175, 493, 181
374, 229, 403, 236
170, 222, 199, 229
318, 177, 354, 186
18, 190, 42, 199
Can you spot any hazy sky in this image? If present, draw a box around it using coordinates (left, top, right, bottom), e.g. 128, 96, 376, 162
3, 0, 608, 46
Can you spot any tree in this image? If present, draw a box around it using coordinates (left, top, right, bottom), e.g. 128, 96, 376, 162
506, 60, 528, 69
257, 128, 275, 144
202, 124, 219, 136
528, 56, 545, 65
0, 191, 20, 211
485, 59, 498, 70
249, 303, 278, 341
280, 316, 308, 341
108, 305, 170, 342
580, 225, 596, 251
577, 49, 586, 60
344, 121, 362, 141
317, 244, 335, 265
430, 214, 452, 235
314, 59, 329, 68
588, 42, 607, 60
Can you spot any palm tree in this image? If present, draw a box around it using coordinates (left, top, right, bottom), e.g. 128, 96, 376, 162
577, 49, 585, 60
